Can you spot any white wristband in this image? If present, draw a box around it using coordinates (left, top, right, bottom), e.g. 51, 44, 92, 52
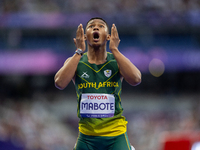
75, 49, 83, 55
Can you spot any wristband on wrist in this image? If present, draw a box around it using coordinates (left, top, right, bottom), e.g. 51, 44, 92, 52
75, 49, 83, 56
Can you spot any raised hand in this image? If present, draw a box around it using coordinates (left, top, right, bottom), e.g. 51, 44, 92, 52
73, 24, 86, 52
109, 24, 120, 51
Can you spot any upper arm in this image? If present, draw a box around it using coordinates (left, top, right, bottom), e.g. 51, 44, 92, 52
118, 65, 124, 82
64, 57, 76, 83
64, 57, 71, 65
118, 63, 141, 86
60, 57, 76, 84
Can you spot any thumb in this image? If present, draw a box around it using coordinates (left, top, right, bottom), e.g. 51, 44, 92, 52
73, 38, 77, 46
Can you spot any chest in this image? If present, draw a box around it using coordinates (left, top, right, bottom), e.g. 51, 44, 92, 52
76, 61, 119, 82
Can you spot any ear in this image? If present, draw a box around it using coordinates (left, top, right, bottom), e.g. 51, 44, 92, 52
84, 34, 87, 40
107, 34, 111, 41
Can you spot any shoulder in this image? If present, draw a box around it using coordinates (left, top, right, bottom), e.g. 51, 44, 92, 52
107, 52, 115, 60
79, 52, 88, 62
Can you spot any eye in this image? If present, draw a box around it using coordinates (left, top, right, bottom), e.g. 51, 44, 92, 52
99, 25, 104, 28
89, 25, 94, 28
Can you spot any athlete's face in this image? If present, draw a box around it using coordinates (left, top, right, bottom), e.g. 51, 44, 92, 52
85, 19, 110, 47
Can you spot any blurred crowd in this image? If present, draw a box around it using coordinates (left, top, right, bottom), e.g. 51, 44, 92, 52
127, 101, 200, 150
0, 92, 199, 150
0, 0, 200, 16
0, 92, 78, 150
0, 0, 199, 28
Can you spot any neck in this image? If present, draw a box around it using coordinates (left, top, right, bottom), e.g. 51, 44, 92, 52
87, 45, 107, 65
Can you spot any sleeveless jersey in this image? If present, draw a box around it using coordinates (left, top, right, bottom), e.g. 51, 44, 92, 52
74, 52, 128, 136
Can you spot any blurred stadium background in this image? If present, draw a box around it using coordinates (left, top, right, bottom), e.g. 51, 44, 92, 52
0, 0, 200, 150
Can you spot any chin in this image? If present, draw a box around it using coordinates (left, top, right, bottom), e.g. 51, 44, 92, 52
92, 43, 101, 48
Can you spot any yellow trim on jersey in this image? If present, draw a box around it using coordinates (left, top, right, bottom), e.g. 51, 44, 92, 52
125, 133, 131, 150
79, 60, 116, 73
118, 88, 122, 109
74, 132, 80, 150
77, 71, 119, 90
76, 92, 80, 116
79, 114, 128, 137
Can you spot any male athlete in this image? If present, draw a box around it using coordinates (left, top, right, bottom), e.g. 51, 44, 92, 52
54, 17, 141, 150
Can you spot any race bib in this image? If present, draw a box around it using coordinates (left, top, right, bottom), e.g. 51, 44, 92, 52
80, 93, 115, 118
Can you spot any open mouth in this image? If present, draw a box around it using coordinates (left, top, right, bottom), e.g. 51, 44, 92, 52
93, 32, 99, 40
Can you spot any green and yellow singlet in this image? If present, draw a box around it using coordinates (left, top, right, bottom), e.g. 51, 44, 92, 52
75, 52, 127, 137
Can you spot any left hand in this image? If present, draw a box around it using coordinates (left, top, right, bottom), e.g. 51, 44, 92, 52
73, 24, 86, 52
109, 24, 120, 51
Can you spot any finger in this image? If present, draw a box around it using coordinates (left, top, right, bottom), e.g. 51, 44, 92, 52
76, 24, 82, 37
73, 38, 76, 46
111, 24, 117, 37
113, 24, 119, 38
80, 24, 84, 38
77, 24, 84, 38
111, 24, 114, 37
112, 24, 116, 37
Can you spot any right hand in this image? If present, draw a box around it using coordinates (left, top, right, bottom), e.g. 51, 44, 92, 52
73, 24, 86, 52
109, 24, 120, 52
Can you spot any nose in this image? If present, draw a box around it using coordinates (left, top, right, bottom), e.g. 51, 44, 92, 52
93, 26, 99, 31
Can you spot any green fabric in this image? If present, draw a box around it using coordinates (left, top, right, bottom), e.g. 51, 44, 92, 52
75, 52, 123, 118
74, 132, 132, 150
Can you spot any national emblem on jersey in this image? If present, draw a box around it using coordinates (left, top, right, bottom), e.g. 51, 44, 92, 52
81, 72, 90, 78
104, 69, 112, 77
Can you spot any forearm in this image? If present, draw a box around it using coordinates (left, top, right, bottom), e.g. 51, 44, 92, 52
111, 48, 141, 86
54, 53, 82, 90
